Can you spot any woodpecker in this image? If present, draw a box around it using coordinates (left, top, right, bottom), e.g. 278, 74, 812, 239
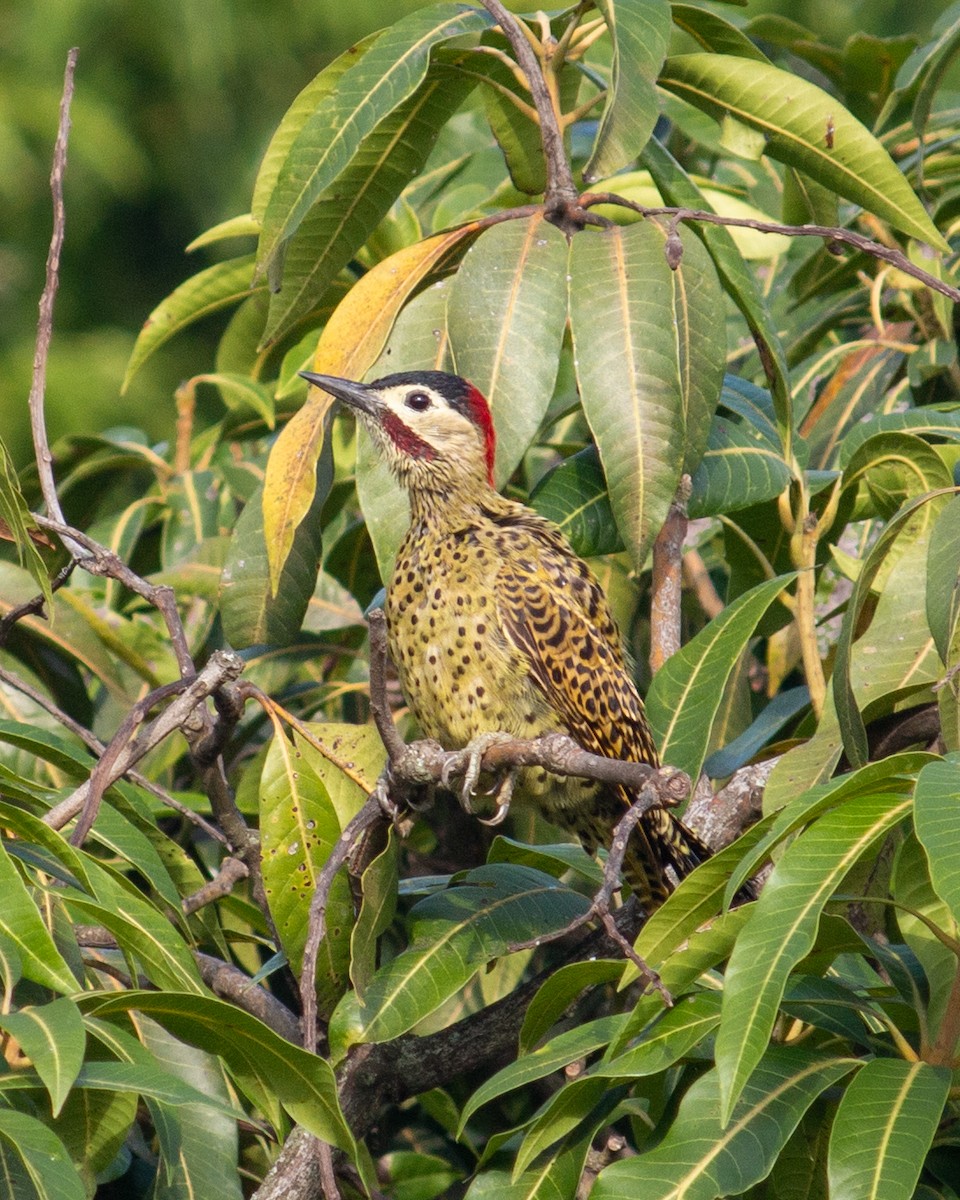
300, 368, 710, 907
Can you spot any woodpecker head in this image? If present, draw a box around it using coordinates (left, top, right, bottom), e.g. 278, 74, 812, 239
299, 369, 496, 494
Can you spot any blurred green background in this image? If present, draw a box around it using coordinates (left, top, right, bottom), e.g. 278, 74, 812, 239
1, 0, 950, 464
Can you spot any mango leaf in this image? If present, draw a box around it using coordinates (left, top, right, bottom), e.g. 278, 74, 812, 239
0, 998, 85, 1117
123, 255, 258, 389
837, 408, 960, 467
647, 572, 796, 780
715, 790, 913, 1122
0, 438, 53, 610
688, 413, 792, 518
518, 959, 626, 1054
642, 139, 793, 442
925, 494, 960, 664
513, 1075, 614, 1179
584, 0, 671, 181
833, 489, 951, 769
257, 2, 493, 268
447, 214, 568, 486
530, 446, 623, 558
827, 1059, 950, 1200
261, 67, 475, 348
658, 54, 949, 250
913, 757, 960, 922
221, 466, 329, 647
458, 1013, 629, 1132
259, 728, 353, 1016
0, 838, 77, 994
671, 3, 770, 62
345, 864, 590, 1045
80, 991, 355, 1155
569, 220, 724, 566
0, 1109, 85, 1200
251, 34, 381, 223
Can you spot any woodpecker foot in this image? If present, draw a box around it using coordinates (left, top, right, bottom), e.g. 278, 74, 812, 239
477, 765, 518, 826
441, 731, 516, 815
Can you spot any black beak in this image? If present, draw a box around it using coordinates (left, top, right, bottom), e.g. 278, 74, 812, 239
298, 371, 380, 417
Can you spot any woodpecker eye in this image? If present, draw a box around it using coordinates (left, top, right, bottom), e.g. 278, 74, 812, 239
404, 391, 433, 412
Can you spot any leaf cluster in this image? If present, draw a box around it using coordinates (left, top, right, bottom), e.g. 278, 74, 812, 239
1, 2, 960, 1196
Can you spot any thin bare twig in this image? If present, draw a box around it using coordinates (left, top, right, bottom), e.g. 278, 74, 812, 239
477, 0, 580, 222
579, 194, 960, 303
181, 857, 249, 915
0, 660, 228, 843
33, 515, 197, 680
29, 49, 77, 540
42, 650, 245, 834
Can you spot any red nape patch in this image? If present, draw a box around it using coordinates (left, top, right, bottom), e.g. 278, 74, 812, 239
381, 410, 437, 461
464, 383, 496, 485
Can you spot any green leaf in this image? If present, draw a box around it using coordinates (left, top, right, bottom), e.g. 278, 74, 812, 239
671, 4, 770, 62
447, 215, 568, 486
833, 489, 951, 769
262, 67, 475, 348
123, 255, 258, 389
258, 2, 493, 269
519, 959, 626, 1053
593, 1047, 853, 1198
715, 790, 913, 1122
596, 990, 722, 1077
827, 1059, 950, 1200
220, 463, 329, 648
646, 572, 795, 779
837, 408, 960, 467
689, 412, 792, 518
251, 34, 381, 222
530, 446, 623, 558
584, 0, 671, 181
259, 728, 353, 1015
350, 833, 398, 995
80, 990, 355, 1155
641, 138, 793, 446
459, 1013, 628, 1132
0, 998, 85, 1117
568, 220, 724, 566
0, 838, 77, 994
0, 1109, 85, 1200
0, 437, 53, 610
926, 495, 960, 664
913, 758, 960, 922
349, 864, 591, 1045
658, 54, 949, 250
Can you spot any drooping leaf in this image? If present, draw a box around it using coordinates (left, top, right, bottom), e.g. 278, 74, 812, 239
80, 991, 355, 1155
658, 54, 949, 249
827, 1059, 950, 1200
0, 998, 85, 1117
584, 0, 672, 181
568, 220, 724, 566
913, 757, 960, 922
0, 838, 77, 995
715, 790, 913, 1122
593, 1047, 853, 1198
257, 2, 493, 269
123, 256, 258, 390
0, 1109, 85, 1200
925, 495, 960, 664
447, 214, 569, 485
0, 438, 53, 610
221, 461, 329, 647
530, 446, 623, 558
646, 572, 796, 780
261, 67, 475, 348
645, 138, 794, 444
342, 864, 591, 1046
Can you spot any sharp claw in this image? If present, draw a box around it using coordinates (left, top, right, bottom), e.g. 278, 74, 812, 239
478, 800, 512, 827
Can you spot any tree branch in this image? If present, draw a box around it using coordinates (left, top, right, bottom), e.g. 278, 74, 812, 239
579, 194, 960, 303
29, 49, 77, 543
